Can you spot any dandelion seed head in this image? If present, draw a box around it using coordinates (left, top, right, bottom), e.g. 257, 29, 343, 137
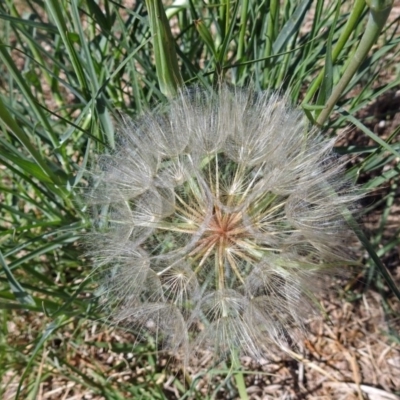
87, 85, 360, 365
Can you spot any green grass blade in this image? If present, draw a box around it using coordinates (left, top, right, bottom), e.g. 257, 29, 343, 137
16, 316, 67, 400
343, 211, 400, 300
0, 250, 36, 306
272, 0, 312, 54
341, 111, 400, 159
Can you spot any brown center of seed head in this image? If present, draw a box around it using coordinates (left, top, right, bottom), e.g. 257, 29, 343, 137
186, 202, 253, 289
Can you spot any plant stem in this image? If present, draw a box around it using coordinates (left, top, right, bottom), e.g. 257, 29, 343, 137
316, 0, 393, 126
302, 0, 366, 107
145, 0, 184, 98
231, 349, 249, 400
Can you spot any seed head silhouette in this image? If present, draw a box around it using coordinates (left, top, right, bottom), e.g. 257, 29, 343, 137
87, 85, 359, 365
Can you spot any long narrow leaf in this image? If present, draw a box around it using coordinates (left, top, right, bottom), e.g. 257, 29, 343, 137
0, 250, 36, 306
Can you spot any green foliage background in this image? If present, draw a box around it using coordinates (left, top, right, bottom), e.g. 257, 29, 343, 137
0, 0, 399, 398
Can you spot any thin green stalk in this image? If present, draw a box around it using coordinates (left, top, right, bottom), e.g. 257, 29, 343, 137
265, 0, 279, 59
263, 0, 279, 83
45, 0, 89, 94
316, 0, 393, 125
0, 96, 64, 192
145, 0, 183, 98
302, 0, 366, 106
231, 350, 248, 400
7, 5, 64, 108
343, 209, 400, 301
276, 36, 293, 87
237, 0, 249, 62
0, 41, 58, 147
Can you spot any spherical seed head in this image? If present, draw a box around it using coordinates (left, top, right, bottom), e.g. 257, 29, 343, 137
87, 85, 360, 366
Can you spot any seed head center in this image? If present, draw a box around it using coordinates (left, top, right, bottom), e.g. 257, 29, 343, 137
207, 207, 243, 243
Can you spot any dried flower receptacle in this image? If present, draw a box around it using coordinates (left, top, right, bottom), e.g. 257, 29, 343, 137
87, 85, 360, 364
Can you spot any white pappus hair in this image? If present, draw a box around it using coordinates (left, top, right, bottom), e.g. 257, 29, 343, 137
86, 85, 360, 366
